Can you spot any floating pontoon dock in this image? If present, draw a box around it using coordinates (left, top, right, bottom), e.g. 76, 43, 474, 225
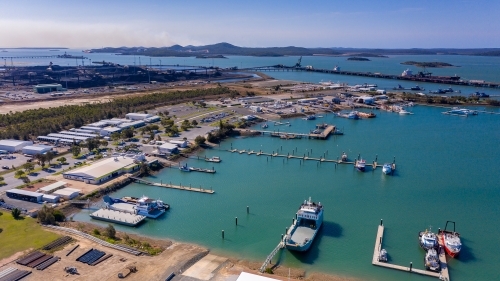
372, 221, 450, 280
129, 177, 215, 194
90, 208, 146, 226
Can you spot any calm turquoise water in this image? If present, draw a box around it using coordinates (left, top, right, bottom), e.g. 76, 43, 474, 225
75, 105, 500, 281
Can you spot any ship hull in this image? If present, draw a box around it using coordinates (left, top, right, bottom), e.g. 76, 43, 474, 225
285, 223, 321, 252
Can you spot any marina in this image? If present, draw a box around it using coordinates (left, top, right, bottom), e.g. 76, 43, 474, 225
236, 124, 337, 140
372, 220, 450, 280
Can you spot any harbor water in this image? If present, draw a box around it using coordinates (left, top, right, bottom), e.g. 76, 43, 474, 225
75, 105, 500, 281
7, 49, 500, 280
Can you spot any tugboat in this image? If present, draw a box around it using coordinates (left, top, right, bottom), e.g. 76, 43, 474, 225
382, 163, 393, 175
355, 159, 366, 172
378, 249, 388, 262
285, 197, 323, 252
419, 227, 439, 251
424, 248, 441, 272
179, 163, 191, 172
439, 221, 462, 258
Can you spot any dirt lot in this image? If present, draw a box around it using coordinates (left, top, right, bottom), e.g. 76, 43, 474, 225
0, 230, 207, 281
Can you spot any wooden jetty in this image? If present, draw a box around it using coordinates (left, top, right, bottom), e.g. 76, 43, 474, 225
129, 177, 214, 194
372, 221, 450, 280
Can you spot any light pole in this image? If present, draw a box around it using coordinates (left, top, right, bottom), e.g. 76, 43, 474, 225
159, 59, 162, 70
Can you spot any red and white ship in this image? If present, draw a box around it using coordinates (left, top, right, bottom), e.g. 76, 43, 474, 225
438, 221, 462, 258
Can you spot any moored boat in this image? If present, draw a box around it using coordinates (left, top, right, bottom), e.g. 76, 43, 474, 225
285, 197, 323, 252
424, 248, 440, 272
378, 249, 388, 262
382, 163, 393, 175
179, 163, 191, 172
399, 109, 412, 115
443, 107, 478, 116
103, 195, 168, 219
357, 111, 376, 118
261, 123, 269, 129
439, 221, 462, 258
355, 159, 366, 172
205, 156, 221, 163
341, 152, 348, 162
419, 227, 439, 251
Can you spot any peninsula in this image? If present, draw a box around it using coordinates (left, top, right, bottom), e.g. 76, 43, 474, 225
347, 57, 371, 61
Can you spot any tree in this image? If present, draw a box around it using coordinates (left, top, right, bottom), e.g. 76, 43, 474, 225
11, 208, 21, 219
110, 132, 121, 141
86, 138, 101, 151
15, 170, 25, 178
194, 135, 206, 145
37, 205, 55, 225
191, 120, 198, 127
46, 151, 55, 165
0, 176, 4, 181
104, 224, 116, 239
121, 128, 134, 139
139, 162, 151, 175
22, 162, 35, 174
71, 145, 81, 157
57, 157, 67, 164
100, 140, 109, 147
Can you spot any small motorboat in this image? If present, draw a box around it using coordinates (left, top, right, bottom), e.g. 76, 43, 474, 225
355, 159, 366, 172
205, 156, 221, 163
439, 221, 462, 258
424, 248, 440, 272
419, 228, 439, 251
348, 111, 359, 119
382, 163, 393, 175
179, 163, 191, 172
261, 123, 269, 129
378, 249, 388, 262
399, 109, 412, 115
341, 152, 348, 162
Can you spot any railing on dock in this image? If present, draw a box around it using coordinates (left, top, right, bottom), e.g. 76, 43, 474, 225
259, 241, 285, 273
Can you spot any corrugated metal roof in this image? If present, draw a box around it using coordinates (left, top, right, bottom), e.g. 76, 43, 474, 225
6, 189, 43, 197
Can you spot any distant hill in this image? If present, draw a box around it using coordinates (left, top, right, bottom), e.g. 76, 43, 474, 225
89, 44, 500, 57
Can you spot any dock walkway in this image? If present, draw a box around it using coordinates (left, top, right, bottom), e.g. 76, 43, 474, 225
129, 177, 214, 194
259, 241, 285, 273
372, 222, 450, 280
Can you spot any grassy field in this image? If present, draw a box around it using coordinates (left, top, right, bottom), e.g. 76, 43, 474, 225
0, 212, 60, 260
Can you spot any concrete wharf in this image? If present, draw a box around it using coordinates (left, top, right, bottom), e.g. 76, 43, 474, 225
372, 221, 450, 280
129, 176, 215, 194
89, 208, 146, 226
236, 124, 337, 140
238, 66, 500, 89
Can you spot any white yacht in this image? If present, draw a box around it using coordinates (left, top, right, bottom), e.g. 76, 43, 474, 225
419, 228, 439, 251
382, 163, 393, 175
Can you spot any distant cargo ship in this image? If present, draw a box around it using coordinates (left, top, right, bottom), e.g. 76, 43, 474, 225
57, 52, 87, 59
285, 197, 323, 251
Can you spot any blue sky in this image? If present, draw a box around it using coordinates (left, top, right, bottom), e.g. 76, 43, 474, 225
1, 0, 499, 48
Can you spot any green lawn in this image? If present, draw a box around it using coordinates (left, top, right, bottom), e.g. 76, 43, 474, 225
0, 212, 60, 260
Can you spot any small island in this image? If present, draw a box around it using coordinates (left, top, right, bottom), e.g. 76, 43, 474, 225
401, 61, 455, 67
347, 57, 371, 61
195, 55, 228, 59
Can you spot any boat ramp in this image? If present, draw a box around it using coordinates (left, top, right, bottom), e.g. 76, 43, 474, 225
373, 220, 450, 280
90, 208, 146, 226
129, 176, 215, 194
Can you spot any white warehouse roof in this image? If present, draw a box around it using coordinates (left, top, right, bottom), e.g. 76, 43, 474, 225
63, 157, 137, 180
39, 181, 66, 193
236, 272, 280, 281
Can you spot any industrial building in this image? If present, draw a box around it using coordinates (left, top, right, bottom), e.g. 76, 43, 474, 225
42, 194, 60, 203
39, 181, 66, 194
125, 113, 152, 120
157, 143, 178, 155
21, 145, 54, 155
52, 188, 80, 200
236, 272, 279, 281
6, 189, 43, 203
169, 140, 188, 148
0, 140, 33, 152
33, 84, 64, 94
62, 156, 141, 184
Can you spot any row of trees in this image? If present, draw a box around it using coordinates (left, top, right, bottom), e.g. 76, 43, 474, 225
0, 86, 237, 140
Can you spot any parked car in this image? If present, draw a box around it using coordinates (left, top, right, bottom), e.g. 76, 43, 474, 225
2, 165, 9, 169
75, 161, 82, 165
